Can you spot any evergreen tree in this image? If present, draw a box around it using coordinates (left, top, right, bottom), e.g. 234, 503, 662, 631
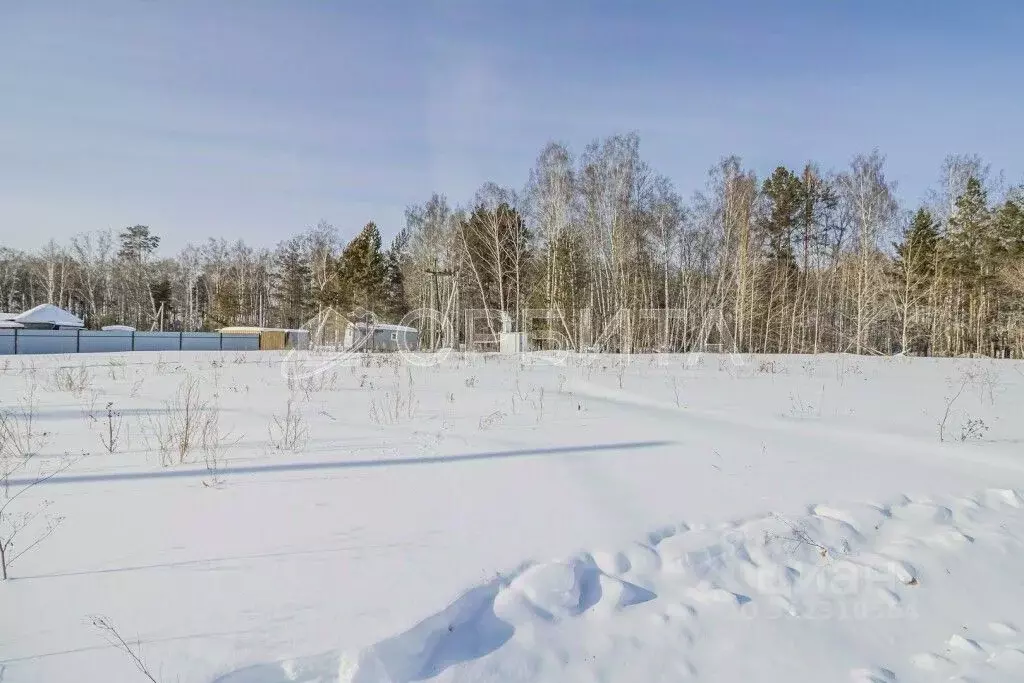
337, 222, 387, 314
459, 202, 530, 317
381, 230, 410, 321
894, 208, 940, 278
274, 235, 312, 328
758, 167, 804, 268
209, 276, 241, 327
116, 225, 161, 327
117, 225, 160, 262
944, 176, 991, 277
992, 198, 1024, 355
993, 199, 1024, 258
941, 176, 1000, 353
891, 208, 940, 352
797, 164, 837, 269
149, 277, 174, 329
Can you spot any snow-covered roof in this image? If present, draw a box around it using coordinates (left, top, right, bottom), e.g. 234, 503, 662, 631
353, 322, 417, 333
0, 320, 24, 328
101, 325, 136, 332
0, 312, 17, 321
14, 303, 85, 328
220, 327, 307, 333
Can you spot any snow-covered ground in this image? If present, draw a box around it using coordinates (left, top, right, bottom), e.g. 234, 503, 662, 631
2, 351, 1023, 683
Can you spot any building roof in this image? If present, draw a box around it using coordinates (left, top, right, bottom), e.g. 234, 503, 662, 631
0, 312, 17, 321
14, 304, 85, 328
352, 322, 418, 333
219, 326, 301, 333
0, 320, 24, 328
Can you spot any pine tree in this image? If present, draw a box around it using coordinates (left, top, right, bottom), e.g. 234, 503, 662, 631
149, 277, 174, 329
942, 177, 994, 353
758, 166, 804, 268
116, 225, 161, 328
459, 201, 530, 321
945, 177, 991, 276
381, 230, 410, 321
993, 199, 1024, 258
992, 198, 1024, 356
891, 208, 939, 353
337, 222, 387, 314
209, 277, 241, 328
753, 166, 804, 352
895, 209, 940, 277
117, 225, 160, 262
797, 164, 836, 271
273, 236, 312, 328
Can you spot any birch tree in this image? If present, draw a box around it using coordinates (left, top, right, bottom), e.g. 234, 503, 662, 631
838, 151, 897, 354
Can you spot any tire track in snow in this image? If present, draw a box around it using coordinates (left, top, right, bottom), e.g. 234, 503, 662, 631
569, 378, 1024, 476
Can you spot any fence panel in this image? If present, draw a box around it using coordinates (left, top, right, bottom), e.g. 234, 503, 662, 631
0, 329, 261, 355
0, 330, 14, 355
15, 329, 79, 355
181, 332, 221, 351
131, 332, 183, 352
221, 334, 260, 351
79, 331, 133, 353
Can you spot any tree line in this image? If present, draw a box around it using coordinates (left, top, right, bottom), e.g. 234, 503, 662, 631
1, 135, 1022, 357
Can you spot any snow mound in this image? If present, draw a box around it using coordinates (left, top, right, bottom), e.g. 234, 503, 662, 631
222, 487, 1024, 683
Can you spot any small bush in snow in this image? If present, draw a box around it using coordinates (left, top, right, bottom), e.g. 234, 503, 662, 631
142, 375, 211, 466
1, 450, 77, 580
478, 410, 506, 430
0, 384, 48, 459
757, 360, 786, 375
960, 417, 988, 442
50, 364, 92, 395
88, 402, 126, 454
89, 616, 162, 682
269, 396, 309, 453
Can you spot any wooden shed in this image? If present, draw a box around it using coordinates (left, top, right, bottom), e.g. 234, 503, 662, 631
219, 327, 308, 351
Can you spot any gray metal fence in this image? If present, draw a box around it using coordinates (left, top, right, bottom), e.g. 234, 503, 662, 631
0, 329, 260, 355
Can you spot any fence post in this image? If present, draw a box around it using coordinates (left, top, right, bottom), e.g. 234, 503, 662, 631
180, 331, 184, 351
76, 328, 81, 353
131, 331, 135, 351
219, 333, 223, 350
13, 328, 18, 355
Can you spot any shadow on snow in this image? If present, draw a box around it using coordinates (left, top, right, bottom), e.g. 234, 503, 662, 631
10, 440, 675, 487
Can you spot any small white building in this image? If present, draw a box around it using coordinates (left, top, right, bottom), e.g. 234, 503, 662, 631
344, 322, 419, 352
13, 304, 85, 330
499, 332, 531, 353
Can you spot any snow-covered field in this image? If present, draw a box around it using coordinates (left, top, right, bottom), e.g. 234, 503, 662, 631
2, 351, 1024, 683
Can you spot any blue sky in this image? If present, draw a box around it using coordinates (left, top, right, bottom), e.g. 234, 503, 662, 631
1, 0, 1022, 253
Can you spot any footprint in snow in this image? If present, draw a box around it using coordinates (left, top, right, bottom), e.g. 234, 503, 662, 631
909, 652, 955, 671
946, 633, 985, 655
989, 621, 1019, 637
849, 667, 896, 683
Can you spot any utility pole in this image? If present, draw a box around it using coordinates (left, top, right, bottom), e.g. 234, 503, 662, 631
424, 259, 456, 351
153, 301, 165, 332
